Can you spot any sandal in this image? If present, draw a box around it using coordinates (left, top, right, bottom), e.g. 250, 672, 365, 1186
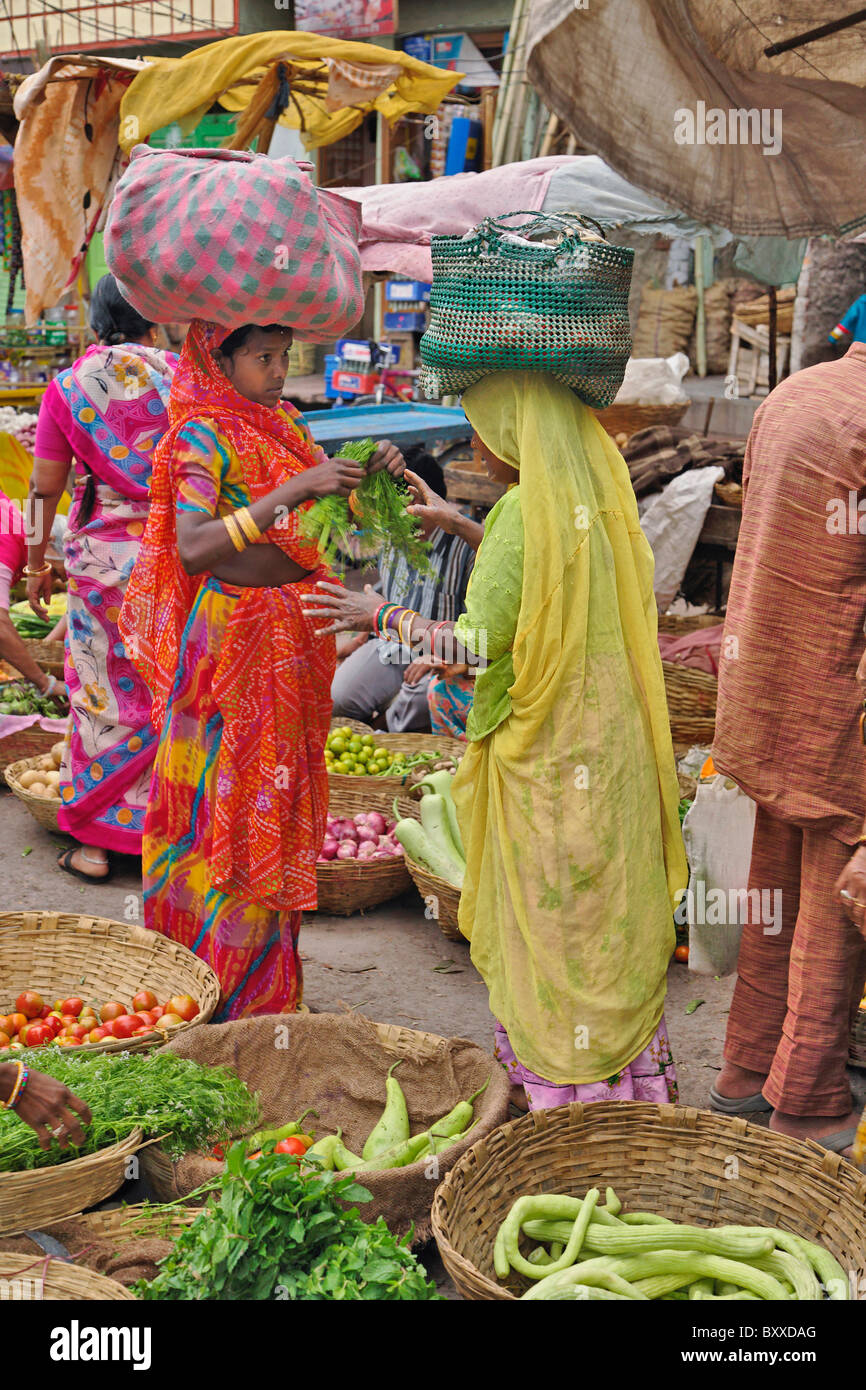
709, 1084, 772, 1115
57, 847, 113, 883
810, 1126, 858, 1156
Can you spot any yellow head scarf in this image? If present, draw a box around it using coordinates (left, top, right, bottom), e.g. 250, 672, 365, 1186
452, 372, 687, 1084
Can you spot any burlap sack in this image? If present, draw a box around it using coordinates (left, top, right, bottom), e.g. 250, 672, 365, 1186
140, 1012, 510, 1243
0, 1212, 180, 1286
688, 281, 734, 375
633, 285, 697, 360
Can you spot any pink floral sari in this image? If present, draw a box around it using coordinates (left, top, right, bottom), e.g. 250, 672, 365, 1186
34, 343, 175, 852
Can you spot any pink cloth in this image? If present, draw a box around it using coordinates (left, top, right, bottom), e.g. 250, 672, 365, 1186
657, 622, 724, 676
333, 156, 573, 281
0, 489, 26, 586
494, 1017, 678, 1109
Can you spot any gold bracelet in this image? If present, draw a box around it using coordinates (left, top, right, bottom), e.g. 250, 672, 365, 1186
1, 1060, 23, 1110
404, 612, 415, 652
397, 608, 413, 646
22, 560, 52, 578
235, 506, 262, 544
223, 512, 247, 552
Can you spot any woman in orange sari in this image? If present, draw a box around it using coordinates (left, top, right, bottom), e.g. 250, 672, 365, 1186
121, 320, 403, 1018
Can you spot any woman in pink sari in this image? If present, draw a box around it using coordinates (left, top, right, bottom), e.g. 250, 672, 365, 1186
25, 276, 176, 881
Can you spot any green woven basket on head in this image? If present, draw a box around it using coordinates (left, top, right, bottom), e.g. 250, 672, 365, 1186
418, 211, 634, 407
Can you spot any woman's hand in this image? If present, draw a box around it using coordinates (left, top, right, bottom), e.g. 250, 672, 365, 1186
302, 580, 382, 637
304, 455, 365, 500
26, 569, 53, 622
403, 655, 439, 687
367, 440, 406, 479
0, 1066, 91, 1150
836, 845, 866, 936
404, 469, 463, 534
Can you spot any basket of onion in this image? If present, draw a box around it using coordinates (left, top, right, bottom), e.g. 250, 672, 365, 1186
315, 796, 412, 916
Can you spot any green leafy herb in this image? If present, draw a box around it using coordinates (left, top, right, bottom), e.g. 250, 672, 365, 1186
0, 1050, 259, 1171
0, 678, 67, 718
685, 998, 705, 1016
137, 1144, 440, 1301
300, 438, 432, 575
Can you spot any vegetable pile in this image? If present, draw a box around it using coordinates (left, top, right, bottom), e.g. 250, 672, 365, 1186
9, 594, 65, 641
0, 987, 199, 1052
319, 810, 405, 864
299, 1061, 489, 1173
394, 768, 465, 889
11, 740, 64, 800
0, 679, 66, 719
325, 726, 456, 779
136, 1144, 440, 1301
493, 1186, 849, 1301
0, 1050, 259, 1170
300, 437, 431, 574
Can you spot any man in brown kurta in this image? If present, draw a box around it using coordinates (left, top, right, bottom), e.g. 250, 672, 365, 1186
712, 343, 866, 1155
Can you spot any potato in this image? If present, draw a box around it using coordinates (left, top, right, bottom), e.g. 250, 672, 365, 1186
38, 755, 55, 772
18, 768, 40, 789
46, 786, 60, 799
28, 781, 47, 795
51, 740, 65, 762
44, 770, 60, 785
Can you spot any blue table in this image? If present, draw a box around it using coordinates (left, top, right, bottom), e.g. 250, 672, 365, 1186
306, 402, 470, 454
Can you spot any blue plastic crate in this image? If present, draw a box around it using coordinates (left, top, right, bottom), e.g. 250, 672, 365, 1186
384, 311, 428, 332
385, 280, 431, 303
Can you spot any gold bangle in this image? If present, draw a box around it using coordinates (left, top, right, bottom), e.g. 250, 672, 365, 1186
223, 512, 247, 552
2, 1060, 23, 1110
397, 608, 411, 646
404, 612, 415, 652
22, 560, 52, 578
235, 506, 262, 543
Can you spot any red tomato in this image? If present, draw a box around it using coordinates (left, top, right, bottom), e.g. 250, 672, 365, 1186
60, 997, 84, 1017
78, 1009, 99, 1023
0, 1031, 10, 1049
42, 1015, 62, 1036
100, 1001, 127, 1023
167, 995, 199, 1023
57, 1036, 82, 1047
132, 1026, 153, 1037
38, 1005, 52, 1019
60, 1014, 79, 1029
674, 944, 689, 964
136, 1011, 157, 1027
69, 1024, 89, 1041
16, 992, 44, 1019
150, 1005, 165, 1020
132, 990, 158, 1013
0, 1016, 10, 1035
274, 1136, 310, 1156
23, 1021, 52, 1047
88, 1026, 110, 1043
157, 1013, 184, 1029
110, 1015, 139, 1039
6, 1013, 27, 1035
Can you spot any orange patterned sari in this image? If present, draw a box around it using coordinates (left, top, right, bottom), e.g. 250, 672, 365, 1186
120, 321, 335, 1017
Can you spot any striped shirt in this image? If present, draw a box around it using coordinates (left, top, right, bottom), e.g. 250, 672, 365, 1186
377, 528, 474, 622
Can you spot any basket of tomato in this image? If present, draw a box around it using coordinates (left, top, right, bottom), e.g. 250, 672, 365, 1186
0, 911, 220, 1055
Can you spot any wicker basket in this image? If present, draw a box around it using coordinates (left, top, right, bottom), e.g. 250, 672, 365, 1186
0, 722, 63, 775
0, 911, 220, 1055
329, 717, 373, 736
657, 613, 723, 635
0, 1128, 143, 1237
431, 1101, 866, 1301
849, 1010, 866, 1068
22, 639, 65, 678
591, 401, 689, 441
662, 660, 717, 745
328, 731, 464, 812
714, 480, 743, 508
0, 1254, 135, 1299
405, 859, 463, 943
5, 756, 61, 833
316, 785, 413, 915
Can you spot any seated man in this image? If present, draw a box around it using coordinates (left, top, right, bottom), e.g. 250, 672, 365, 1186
331, 447, 476, 731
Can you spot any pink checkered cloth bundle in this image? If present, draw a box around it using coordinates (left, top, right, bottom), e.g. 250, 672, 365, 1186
104, 146, 363, 341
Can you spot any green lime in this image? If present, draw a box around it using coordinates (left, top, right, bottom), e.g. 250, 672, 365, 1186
330, 736, 346, 755
360, 734, 374, 746
392, 751, 407, 763
374, 746, 388, 759
349, 737, 362, 753
351, 764, 365, 776
333, 760, 349, 774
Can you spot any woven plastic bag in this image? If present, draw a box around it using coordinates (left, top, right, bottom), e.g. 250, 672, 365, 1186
104, 145, 363, 341
418, 211, 634, 406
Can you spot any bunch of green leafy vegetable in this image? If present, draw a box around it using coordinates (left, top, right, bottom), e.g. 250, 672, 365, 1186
0, 679, 67, 718
300, 437, 431, 575
0, 1050, 259, 1171
137, 1143, 440, 1301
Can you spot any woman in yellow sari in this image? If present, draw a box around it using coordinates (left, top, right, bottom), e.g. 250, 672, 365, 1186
304, 373, 687, 1105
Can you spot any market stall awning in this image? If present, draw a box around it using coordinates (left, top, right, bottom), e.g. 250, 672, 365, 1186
526, 0, 866, 238
118, 30, 462, 153
333, 154, 731, 281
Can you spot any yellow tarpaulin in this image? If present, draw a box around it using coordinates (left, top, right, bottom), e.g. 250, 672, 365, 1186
119, 31, 462, 153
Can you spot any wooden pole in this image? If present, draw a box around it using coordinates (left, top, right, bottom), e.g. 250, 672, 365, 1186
539, 111, 558, 157
767, 284, 778, 392
492, 0, 527, 166
694, 234, 707, 378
